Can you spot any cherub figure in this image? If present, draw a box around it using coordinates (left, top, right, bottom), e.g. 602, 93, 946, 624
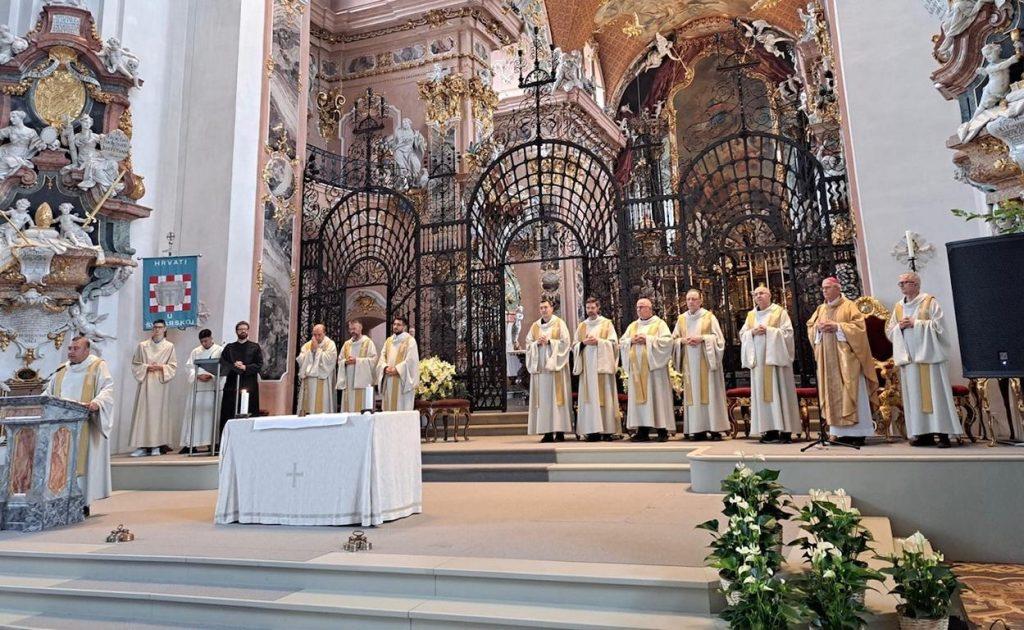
1, 198, 35, 246
98, 37, 141, 87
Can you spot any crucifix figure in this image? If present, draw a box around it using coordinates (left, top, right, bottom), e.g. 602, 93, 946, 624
286, 462, 304, 488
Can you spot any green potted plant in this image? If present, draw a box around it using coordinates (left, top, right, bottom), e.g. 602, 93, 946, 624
719, 550, 810, 629
879, 532, 965, 630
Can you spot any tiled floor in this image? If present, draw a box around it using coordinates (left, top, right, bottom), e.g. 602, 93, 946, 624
953, 563, 1024, 628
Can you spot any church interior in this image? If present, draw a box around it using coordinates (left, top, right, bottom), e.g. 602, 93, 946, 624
0, 0, 1022, 627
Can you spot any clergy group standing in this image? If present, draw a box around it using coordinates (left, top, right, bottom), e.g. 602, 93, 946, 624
179, 329, 222, 454
296, 324, 337, 416
45, 336, 115, 511
621, 298, 675, 442
673, 290, 730, 441
378, 317, 420, 412
572, 297, 619, 442
128, 320, 178, 457
337, 319, 377, 413
885, 272, 963, 447
807, 277, 878, 446
739, 286, 801, 443
526, 298, 573, 442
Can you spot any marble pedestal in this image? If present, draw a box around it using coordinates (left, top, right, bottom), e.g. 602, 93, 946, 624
0, 395, 88, 531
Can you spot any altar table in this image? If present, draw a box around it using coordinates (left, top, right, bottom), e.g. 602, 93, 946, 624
214, 411, 421, 527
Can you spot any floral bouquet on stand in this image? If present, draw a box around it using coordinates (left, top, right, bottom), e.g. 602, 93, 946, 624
416, 356, 456, 402
880, 532, 965, 630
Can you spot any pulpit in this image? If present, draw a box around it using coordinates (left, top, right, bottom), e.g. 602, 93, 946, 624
0, 395, 89, 531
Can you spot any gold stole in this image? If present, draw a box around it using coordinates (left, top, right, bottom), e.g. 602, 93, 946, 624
53, 359, 103, 477
895, 296, 935, 414
299, 341, 328, 415
577, 319, 611, 407
745, 306, 783, 404
627, 318, 661, 405
532, 318, 566, 408
340, 338, 372, 413
382, 335, 411, 410
678, 311, 713, 406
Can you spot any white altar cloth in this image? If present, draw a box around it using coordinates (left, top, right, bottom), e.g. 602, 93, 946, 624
215, 411, 422, 527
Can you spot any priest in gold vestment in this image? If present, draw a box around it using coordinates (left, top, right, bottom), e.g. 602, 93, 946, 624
377, 316, 420, 412
807, 277, 878, 446
621, 298, 675, 442
572, 297, 619, 441
526, 298, 573, 442
45, 336, 115, 509
673, 289, 730, 440
336, 320, 378, 413
885, 272, 963, 447
296, 324, 337, 416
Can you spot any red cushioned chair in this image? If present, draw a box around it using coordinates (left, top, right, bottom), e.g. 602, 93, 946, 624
725, 387, 751, 438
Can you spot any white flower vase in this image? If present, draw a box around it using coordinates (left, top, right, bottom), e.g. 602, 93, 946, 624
898, 617, 949, 630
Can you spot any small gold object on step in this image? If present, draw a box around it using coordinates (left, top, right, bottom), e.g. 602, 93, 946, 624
105, 524, 135, 543
343, 530, 372, 552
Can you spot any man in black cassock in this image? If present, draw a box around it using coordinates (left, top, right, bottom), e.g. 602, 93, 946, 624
219, 320, 263, 439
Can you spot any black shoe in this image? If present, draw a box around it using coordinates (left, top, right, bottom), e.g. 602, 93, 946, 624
630, 428, 651, 442
540, 433, 555, 443
708, 432, 723, 441
601, 434, 615, 442
585, 433, 601, 442
656, 429, 669, 442
779, 432, 793, 444
554, 432, 565, 442
759, 430, 780, 444
177, 447, 189, 455
910, 435, 936, 447
937, 434, 952, 449
688, 432, 706, 442
83, 506, 90, 517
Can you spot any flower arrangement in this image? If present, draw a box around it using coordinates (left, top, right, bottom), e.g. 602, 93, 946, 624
416, 356, 456, 401
880, 532, 965, 629
617, 366, 629, 393
793, 489, 884, 629
668, 364, 684, 396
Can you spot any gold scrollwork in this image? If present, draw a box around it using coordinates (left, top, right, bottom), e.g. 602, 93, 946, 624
0, 329, 15, 351
255, 261, 264, 293
118, 109, 133, 138
316, 87, 347, 139
418, 73, 468, 128
48, 331, 66, 350
34, 70, 87, 128
262, 124, 301, 228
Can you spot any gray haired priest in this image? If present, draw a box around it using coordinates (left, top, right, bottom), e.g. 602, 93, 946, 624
45, 336, 115, 512
673, 289, 730, 441
572, 296, 620, 441
526, 298, 573, 442
336, 319, 377, 413
296, 323, 337, 416
621, 297, 675, 442
885, 272, 963, 448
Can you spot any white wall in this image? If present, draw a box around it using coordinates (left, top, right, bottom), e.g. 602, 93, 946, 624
831, 0, 990, 380
0, 0, 264, 453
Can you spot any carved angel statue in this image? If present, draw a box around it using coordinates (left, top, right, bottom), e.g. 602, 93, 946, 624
776, 74, 803, 104
0, 25, 28, 65
742, 19, 789, 59
427, 63, 450, 83
550, 48, 590, 93
0, 198, 35, 246
957, 41, 1022, 141
642, 32, 681, 73
56, 202, 104, 261
930, 0, 1004, 60
798, 2, 818, 42
98, 37, 141, 87
0, 110, 46, 181
60, 114, 125, 193
389, 117, 428, 189
69, 301, 114, 342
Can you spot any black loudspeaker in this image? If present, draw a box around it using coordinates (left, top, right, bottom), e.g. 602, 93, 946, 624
947, 232, 1024, 377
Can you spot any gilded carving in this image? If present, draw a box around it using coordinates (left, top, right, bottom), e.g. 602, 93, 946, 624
118, 109, 133, 138
255, 261, 264, 293
418, 73, 468, 128
313, 8, 512, 46
33, 68, 87, 128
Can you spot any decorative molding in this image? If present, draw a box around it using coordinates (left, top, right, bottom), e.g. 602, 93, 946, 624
312, 7, 514, 46
344, 51, 477, 81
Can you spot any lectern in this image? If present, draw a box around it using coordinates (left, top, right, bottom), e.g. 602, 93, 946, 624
0, 395, 89, 531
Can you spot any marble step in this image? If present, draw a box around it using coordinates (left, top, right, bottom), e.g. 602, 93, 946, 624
421, 462, 690, 483
469, 412, 530, 425
465, 422, 529, 436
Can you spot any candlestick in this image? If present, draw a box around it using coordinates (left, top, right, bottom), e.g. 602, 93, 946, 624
905, 231, 915, 260
239, 389, 249, 415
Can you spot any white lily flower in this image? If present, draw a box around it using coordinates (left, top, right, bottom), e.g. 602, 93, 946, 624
822, 569, 835, 579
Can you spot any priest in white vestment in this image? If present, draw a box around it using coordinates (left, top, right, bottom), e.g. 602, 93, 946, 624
739, 287, 801, 443
378, 316, 420, 412
45, 336, 114, 510
572, 296, 619, 441
807, 277, 878, 446
526, 298, 573, 442
673, 290, 730, 440
296, 323, 337, 416
179, 329, 222, 453
336, 319, 377, 413
621, 297, 675, 442
128, 320, 177, 457
885, 272, 963, 448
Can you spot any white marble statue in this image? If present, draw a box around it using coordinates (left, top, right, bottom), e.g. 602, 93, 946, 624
798, 2, 818, 42
777, 75, 802, 103
389, 117, 428, 189
742, 19, 789, 59
931, 1, 1004, 60
550, 48, 589, 93
61, 114, 125, 193
1, 198, 34, 246
0, 110, 44, 181
478, 66, 493, 88
958, 42, 1021, 142
427, 63, 450, 83
0, 25, 28, 65
98, 37, 141, 87
642, 33, 681, 73
57, 202, 104, 263
69, 301, 114, 343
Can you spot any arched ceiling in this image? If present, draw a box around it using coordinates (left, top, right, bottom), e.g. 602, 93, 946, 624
544, 0, 808, 98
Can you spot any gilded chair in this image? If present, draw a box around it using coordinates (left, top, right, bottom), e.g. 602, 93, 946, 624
854, 296, 899, 438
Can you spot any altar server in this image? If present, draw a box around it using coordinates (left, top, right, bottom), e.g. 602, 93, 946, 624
739, 286, 801, 443
296, 323, 337, 416
128, 319, 177, 456
45, 336, 114, 510
179, 328, 222, 453
573, 296, 620, 441
526, 298, 573, 442
885, 272, 963, 448
674, 290, 730, 440
621, 297, 675, 442
378, 316, 420, 412
336, 319, 377, 412
807, 277, 877, 446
